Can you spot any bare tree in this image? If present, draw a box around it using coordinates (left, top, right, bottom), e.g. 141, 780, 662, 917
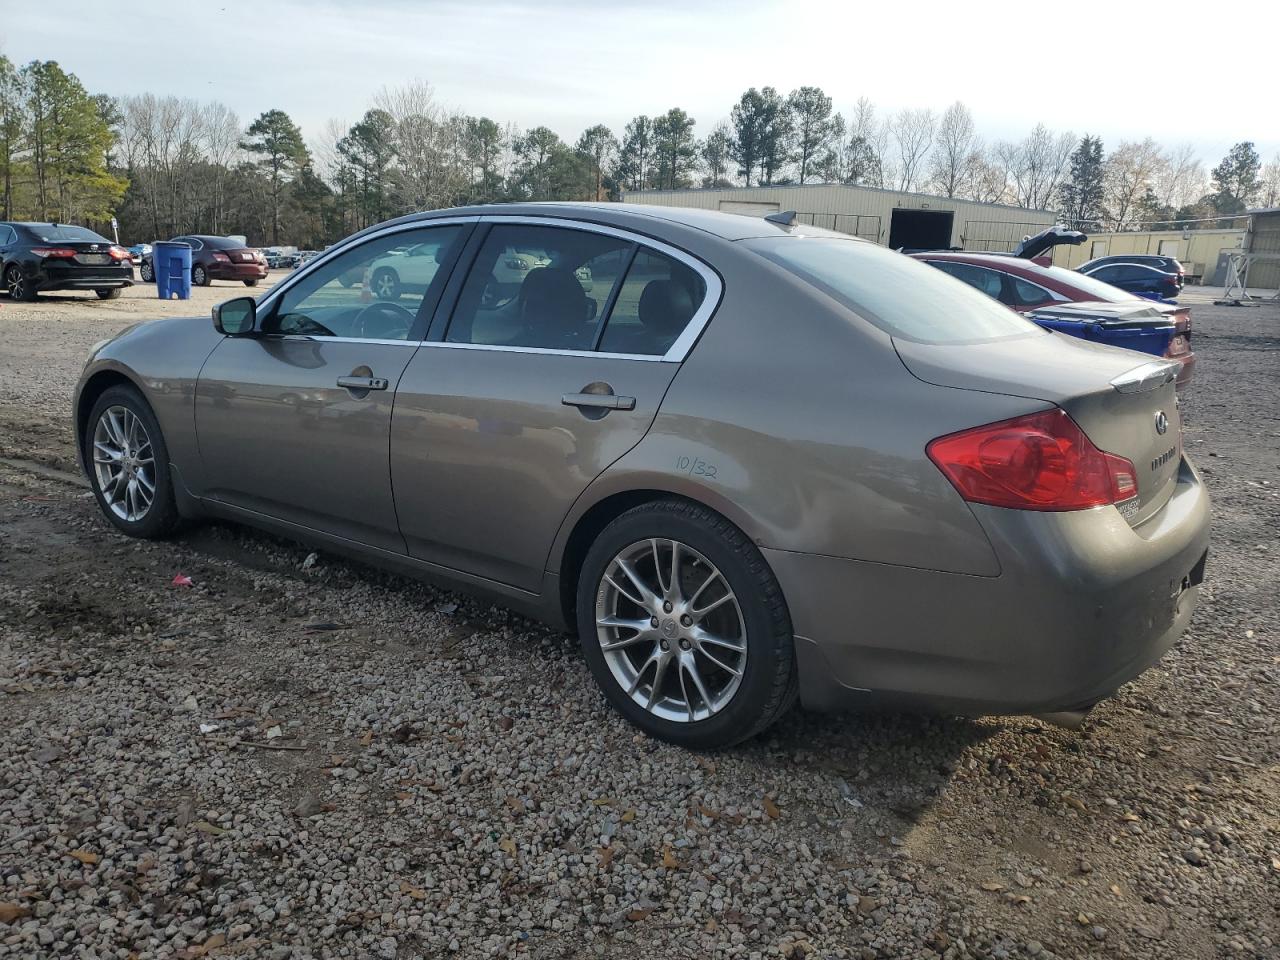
995, 125, 1075, 209
1103, 138, 1165, 230
374, 80, 468, 212
1153, 142, 1205, 211
1261, 153, 1280, 208
890, 108, 935, 191
962, 147, 1008, 204
928, 101, 976, 198
848, 97, 889, 187
202, 101, 240, 234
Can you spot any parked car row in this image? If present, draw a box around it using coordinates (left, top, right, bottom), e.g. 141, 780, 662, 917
74, 203, 1208, 747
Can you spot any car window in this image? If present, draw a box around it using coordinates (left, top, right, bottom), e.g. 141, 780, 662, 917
264, 225, 465, 340
1089, 265, 1120, 282
1009, 275, 1057, 306
746, 239, 1040, 344
597, 248, 706, 356
0, 225, 15, 245
928, 261, 1003, 299
446, 224, 630, 350
24, 224, 109, 243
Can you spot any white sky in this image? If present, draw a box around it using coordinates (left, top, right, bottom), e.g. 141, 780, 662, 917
6, 0, 1278, 165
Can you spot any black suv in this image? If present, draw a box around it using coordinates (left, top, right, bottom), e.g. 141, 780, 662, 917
1, 222, 134, 301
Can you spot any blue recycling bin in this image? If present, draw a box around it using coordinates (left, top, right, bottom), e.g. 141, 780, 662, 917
154, 241, 192, 300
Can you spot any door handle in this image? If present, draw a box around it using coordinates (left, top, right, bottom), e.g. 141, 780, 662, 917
337, 376, 389, 391
562, 392, 636, 411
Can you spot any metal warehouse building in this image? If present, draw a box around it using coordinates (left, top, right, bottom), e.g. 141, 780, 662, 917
621, 183, 1058, 252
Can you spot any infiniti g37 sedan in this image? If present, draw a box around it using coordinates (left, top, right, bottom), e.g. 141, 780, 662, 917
73, 204, 1210, 748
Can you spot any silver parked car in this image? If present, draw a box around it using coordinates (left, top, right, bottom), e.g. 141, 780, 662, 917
73, 204, 1209, 748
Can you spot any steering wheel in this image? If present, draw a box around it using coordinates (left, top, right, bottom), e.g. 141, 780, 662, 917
355, 300, 415, 339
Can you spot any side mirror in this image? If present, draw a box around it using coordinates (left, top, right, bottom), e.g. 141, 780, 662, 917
213, 296, 256, 335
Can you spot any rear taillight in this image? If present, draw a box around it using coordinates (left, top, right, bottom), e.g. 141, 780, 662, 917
31, 247, 77, 258
1165, 335, 1190, 357
108, 245, 130, 260
212, 251, 231, 262
927, 408, 1137, 511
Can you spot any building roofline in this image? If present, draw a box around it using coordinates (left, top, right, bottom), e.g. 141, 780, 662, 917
621, 181, 1057, 216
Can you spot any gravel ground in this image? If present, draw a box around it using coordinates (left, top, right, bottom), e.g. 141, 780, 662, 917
0, 281, 1277, 959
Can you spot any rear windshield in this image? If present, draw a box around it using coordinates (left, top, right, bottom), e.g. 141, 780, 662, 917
23, 224, 109, 243
1041, 265, 1142, 303
200, 236, 244, 250
743, 237, 1043, 344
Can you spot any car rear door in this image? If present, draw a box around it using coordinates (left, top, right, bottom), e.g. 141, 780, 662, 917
193, 221, 473, 552
390, 218, 719, 592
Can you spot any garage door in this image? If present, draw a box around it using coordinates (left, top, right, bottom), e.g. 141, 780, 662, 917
718, 200, 781, 217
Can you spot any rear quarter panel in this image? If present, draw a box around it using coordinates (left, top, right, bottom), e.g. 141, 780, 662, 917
553, 243, 1050, 578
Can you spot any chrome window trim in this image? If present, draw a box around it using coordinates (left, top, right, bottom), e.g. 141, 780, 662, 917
256, 216, 482, 315
260, 335, 420, 348
472, 214, 722, 363
255, 212, 722, 364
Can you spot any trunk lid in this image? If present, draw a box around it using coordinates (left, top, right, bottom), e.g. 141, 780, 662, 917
1025, 300, 1175, 358
895, 331, 1183, 525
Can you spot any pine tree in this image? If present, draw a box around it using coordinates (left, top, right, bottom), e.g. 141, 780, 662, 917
1208, 142, 1261, 214
1058, 135, 1105, 229
241, 109, 309, 243
786, 86, 833, 184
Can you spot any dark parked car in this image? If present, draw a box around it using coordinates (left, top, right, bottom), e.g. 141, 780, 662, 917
1078, 258, 1183, 300
125, 243, 153, 265
912, 251, 1195, 389
139, 235, 267, 287
73, 203, 1208, 748
1, 221, 133, 301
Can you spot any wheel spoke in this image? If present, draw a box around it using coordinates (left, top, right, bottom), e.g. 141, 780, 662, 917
677, 662, 694, 721
646, 654, 671, 710
627, 651, 660, 697
667, 541, 682, 602
615, 557, 658, 609
696, 645, 742, 678
688, 569, 719, 608
692, 627, 746, 653
682, 654, 714, 713
692, 590, 734, 619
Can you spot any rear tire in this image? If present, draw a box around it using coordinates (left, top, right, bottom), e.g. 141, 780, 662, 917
371, 267, 401, 301
576, 499, 797, 749
5, 265, 36, 301
95, 288, 122, 300
243, 279, 258, 287
85, 385, 182, 540
192, 264, 209, 287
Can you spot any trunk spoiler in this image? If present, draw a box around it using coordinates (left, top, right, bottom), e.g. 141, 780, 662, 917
1110, 360, 1181, 394
1014, 225, 1088, 260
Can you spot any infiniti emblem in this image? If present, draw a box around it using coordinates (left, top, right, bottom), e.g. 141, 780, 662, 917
1154, 411, 1169, 435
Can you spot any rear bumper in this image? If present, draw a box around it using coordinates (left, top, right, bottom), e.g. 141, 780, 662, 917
32, 263, 133, 292
207, 261, 267, 281
772, 456, 1210, 716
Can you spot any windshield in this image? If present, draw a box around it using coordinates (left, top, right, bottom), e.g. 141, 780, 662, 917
1041, 265, 1141, 302
744, 237, 1043, 344
25, 224, 109, 243
202, 236, 246, 250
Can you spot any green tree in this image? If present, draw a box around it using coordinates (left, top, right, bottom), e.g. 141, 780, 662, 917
20, 61, 124, 222
700, 121, 732, 187
241, 109, 309, 243
614, 115, 653, 192
757, 87, 793, 185
464, 116, 505, 202
786, 86, 833, 183
575, 124, 617, 200
1208, 141, 1261, 214
729, 89, 766, 186
1058, 134, 1106, 229
651, 109, 697, 190
0, 55, 25, 219
338, 108, 395, 228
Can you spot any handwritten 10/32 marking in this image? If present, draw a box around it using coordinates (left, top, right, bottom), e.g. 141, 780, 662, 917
676, 455, 718, 479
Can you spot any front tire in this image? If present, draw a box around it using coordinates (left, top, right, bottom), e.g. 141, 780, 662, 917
95, 287, 122, 300
243, 278, 259, 287
85, 385, 182, 539
5, 265, 36, 301
576, 499, 797, 749
192, 264, 209, 287
139, 260, 154, 283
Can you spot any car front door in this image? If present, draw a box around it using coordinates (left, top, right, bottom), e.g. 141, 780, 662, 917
389, 219, 718, 591
194, 221, 472, 552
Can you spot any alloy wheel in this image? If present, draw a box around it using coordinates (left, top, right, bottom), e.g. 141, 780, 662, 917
6, 267, 25, 300
595, 538, 747, 722
92, 405, 156, 522
373, 270, 398, 299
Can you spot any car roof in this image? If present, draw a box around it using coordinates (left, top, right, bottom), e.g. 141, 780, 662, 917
910, 250, 1053, 274
380, 201, 857, 244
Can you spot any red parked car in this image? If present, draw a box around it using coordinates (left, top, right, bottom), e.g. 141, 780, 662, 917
138, 235, 267, 287
911, 251, 1195, 389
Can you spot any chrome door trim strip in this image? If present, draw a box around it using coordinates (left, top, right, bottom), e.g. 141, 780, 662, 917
418, 341, 673, 362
